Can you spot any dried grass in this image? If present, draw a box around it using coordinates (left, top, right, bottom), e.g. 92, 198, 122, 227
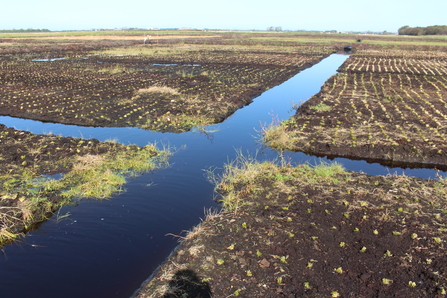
137, 86, 179, 95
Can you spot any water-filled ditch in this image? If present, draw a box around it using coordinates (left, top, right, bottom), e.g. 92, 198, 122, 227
0, 54, 443, 297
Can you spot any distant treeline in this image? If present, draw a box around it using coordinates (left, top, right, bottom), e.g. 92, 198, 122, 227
0, 29, 51, 33
398, 25, 447, 36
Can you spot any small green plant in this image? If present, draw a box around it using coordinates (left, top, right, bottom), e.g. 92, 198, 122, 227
408, 281, 417, 288
277, 277, 283, 284
334, 267, 343, 274
382, 278, 393, 285
331, 290, 340, 297
233, 287, 246, 296
383, 250, 393, 258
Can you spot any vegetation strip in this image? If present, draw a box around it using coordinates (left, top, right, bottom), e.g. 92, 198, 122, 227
0, 124, 170, 247
135, 157, 447, 297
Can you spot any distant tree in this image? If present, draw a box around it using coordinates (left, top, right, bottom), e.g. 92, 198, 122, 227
398, 26, 410, 35
275, 26, 282, 32
398, 25, 447, 35
0, 28, 50, 33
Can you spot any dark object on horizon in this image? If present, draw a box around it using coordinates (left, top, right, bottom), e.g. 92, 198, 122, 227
0, 40, 3, 43
357, 39, 362, 42
344, 45, 352, 52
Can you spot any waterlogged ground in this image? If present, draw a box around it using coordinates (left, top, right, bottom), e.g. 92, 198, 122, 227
0, 124, 168, 246
264, 48, 447, 169
137, 161, 447, 298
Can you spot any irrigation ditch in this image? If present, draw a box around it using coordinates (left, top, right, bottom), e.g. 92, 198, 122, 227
0, 54, 445, 297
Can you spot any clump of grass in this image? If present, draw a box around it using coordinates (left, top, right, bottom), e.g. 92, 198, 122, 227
0, 142, 170, 248
39, 143, 170, 199
309, 103, 331, 112
261, 123, 297, 151
209, 151, 347, 212
137, 86, 179, 95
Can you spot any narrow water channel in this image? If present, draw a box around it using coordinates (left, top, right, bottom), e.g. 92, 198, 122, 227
0, 54, 442, 298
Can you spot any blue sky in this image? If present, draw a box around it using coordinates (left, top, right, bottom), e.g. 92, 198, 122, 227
2, 0, 447, 32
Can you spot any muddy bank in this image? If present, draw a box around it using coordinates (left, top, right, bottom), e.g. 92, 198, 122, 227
0, 124, 168, 247
134, 161, 447, 297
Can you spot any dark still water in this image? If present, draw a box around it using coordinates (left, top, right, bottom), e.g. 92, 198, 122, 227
0, 54, 441, 298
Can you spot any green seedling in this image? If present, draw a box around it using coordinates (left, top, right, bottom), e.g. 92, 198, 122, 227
383, 250, 393, 258
277, 277, 283, 285
360, 246, 367, 253
233, 287, 245, 296
227, 244, 235, 250
408, 281, 417, 288
303, 282, 312, 289
382, 278, 393, 285
334, 267, 343, 274
433, 237, 442, 244
331, 291, 340, 297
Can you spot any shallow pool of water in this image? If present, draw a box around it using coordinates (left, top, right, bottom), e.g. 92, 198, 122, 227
0, 54, 442, 297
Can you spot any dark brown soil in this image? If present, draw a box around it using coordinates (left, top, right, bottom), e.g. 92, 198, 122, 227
0, 43, 331, 132
266, 48, 447, 170
135, 163, 447, 298
0, 123, 146, 246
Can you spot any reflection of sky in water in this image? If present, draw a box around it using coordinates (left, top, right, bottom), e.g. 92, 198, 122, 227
0, 54, 442, 298
32, 57, 66, 62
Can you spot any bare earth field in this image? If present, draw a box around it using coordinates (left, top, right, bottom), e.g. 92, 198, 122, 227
0, 41, 331, 132
264, 48, 447, 170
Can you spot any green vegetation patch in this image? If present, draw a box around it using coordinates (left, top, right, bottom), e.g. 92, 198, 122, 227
0, 125, 170, 247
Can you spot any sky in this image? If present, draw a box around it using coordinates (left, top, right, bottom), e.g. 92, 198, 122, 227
1, 0, 447, 33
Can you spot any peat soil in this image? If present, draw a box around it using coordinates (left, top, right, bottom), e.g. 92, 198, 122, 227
0, 123, 152, 246
135, 163, 447, 298
0, 43, 330, 132
266, 48, 447, 170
